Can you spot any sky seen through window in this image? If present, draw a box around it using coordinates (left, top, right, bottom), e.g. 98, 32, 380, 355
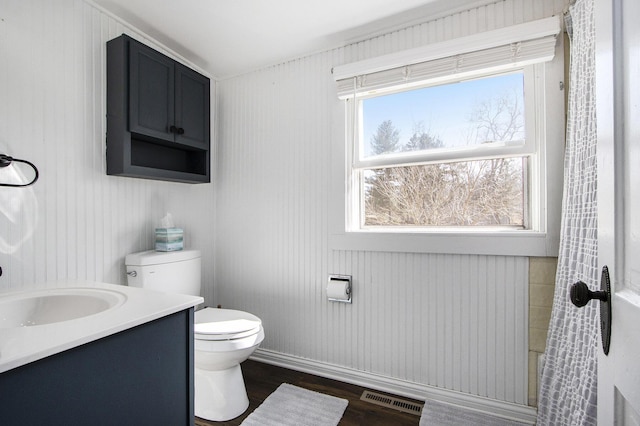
361, 72, 525, 157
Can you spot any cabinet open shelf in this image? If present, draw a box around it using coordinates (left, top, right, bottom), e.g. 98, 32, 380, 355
131, 138, 208, 177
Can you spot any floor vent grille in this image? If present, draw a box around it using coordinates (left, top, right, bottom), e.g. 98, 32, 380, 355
360, 390, 424, 416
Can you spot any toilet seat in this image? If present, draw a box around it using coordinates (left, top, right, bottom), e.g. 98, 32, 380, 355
194, 308, 262, 341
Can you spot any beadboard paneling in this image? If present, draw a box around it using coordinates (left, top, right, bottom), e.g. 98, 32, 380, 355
216, 0, 567, 406
0, 0, 568, 410
0, 0, 215, 303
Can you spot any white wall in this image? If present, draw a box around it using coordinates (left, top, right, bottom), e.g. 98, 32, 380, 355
0, 0, 215, 303
0, 0, 567, 414
216, 0, 567, 408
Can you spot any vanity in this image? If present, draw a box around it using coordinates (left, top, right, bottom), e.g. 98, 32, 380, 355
0, 281, 203, 425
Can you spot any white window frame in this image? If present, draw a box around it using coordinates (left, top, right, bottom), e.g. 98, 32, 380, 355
329, 18, 565, 256
349, 66, 538, 231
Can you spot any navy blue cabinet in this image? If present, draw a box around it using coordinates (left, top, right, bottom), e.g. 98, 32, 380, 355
0, 309, 195, 426
107, 35, 210, 183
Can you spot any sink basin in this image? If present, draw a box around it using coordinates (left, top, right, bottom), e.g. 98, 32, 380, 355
0, 288, 127, 328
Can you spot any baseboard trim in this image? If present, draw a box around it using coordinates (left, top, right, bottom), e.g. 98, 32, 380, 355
250, 349, 537, 425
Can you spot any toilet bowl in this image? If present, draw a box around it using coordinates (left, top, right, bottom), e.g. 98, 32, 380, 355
194, 307, 264, 421
124, 250, 264, 422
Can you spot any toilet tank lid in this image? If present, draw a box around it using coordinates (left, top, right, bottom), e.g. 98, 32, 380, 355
125, 249, 201, 266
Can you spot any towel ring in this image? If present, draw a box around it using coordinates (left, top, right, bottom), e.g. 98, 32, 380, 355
0, 154, 39, 187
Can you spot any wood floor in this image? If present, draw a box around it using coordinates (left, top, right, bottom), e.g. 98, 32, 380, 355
194, 359, 422, 426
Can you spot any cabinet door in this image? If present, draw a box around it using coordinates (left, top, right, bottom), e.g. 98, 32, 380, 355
0, 310, 195, 425
175, 63, 210, 149
129, 39, 175, 143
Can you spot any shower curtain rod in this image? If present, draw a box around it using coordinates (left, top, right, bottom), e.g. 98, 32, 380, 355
0, 154, 39, 187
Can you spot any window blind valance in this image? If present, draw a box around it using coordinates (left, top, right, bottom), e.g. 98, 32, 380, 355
333, 16, 561, 99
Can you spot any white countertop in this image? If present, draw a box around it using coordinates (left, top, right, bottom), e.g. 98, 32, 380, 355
0, 280, 204, 373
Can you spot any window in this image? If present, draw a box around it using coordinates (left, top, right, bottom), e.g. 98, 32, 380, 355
352, 70, 533, 231
331, 17, 564, 256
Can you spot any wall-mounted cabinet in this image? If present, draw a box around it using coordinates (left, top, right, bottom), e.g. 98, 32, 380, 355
107, 35, 210, 183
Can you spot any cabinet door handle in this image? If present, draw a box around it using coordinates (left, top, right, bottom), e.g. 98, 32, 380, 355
169, 125, 184, 135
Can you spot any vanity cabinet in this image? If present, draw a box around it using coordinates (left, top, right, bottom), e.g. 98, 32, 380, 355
107, 34, 210, 183
0, 309, 195, 425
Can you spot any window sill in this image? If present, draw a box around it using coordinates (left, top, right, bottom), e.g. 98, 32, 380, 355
329, 230, 559, 257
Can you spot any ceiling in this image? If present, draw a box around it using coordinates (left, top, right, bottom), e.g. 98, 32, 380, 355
92, 0, 478, 79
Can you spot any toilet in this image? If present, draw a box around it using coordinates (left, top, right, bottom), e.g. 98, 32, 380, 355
125, 249, 264, 421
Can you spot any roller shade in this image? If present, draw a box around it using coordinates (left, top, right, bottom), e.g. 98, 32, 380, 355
333, 16, 561, 99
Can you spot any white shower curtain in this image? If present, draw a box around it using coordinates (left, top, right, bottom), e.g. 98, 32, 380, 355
536, 0, 599, 424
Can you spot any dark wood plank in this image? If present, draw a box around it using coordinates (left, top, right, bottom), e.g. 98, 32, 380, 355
195, 359, 421, 425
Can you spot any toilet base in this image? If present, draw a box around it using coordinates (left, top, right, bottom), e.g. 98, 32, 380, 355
195, 364, 250, 421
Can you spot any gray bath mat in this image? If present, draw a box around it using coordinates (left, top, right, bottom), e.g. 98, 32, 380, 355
419, 399, 530, 425
240, 383, 348, 426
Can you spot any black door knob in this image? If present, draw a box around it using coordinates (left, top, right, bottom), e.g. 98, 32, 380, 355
569, 267, 612, 355
570, 281, 608, 307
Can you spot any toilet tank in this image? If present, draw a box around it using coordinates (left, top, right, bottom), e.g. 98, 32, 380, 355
125, 249, 201, 296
